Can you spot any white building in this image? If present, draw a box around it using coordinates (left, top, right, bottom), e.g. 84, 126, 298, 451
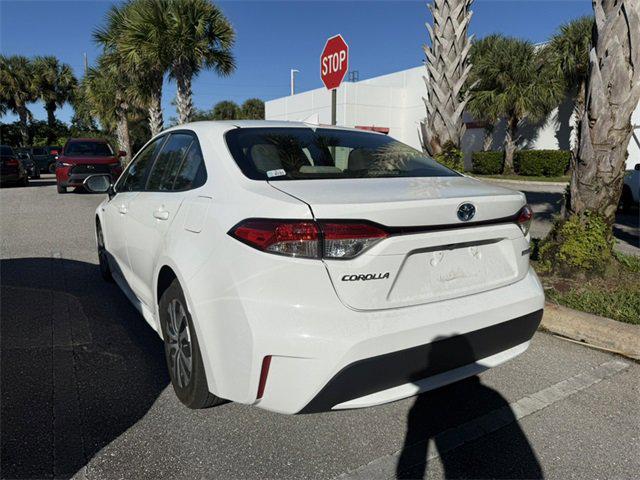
266, 65, 640, 170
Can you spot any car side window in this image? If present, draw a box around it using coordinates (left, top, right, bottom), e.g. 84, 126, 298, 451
116, 137, 164, 192
146, 133, 194, 191
172, 141, 207, 191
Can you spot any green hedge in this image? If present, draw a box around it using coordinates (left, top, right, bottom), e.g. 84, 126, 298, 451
472, 151, 503, 174
516, 150, 570, 177
472, 150, 571, 176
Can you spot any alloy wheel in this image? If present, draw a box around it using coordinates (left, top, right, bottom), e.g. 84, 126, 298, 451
166, 299, 193, 389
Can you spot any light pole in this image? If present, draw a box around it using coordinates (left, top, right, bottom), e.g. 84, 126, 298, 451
290, 69, 299, 96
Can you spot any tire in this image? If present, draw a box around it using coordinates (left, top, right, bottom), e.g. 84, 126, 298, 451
57, 184, 67, 194
48, 163, 56, 174
620, 186, 634, 214
159, 279, 224, 409
96, 222, 113, 282
20, 176, 28, 187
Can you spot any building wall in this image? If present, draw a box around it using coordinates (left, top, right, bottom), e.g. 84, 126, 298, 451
266, 65, 640, 170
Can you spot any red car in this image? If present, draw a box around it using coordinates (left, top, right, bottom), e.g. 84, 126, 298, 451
55, 138, 124, 193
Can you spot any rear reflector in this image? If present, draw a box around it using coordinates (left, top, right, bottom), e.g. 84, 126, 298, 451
256, 355, 272, 400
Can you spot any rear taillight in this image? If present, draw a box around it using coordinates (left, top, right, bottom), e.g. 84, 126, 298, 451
321, 222, 388, 259
231, 220, 320, 258
5, 158, 19, 166
516, 205, 533, 236
229, 219, 388, 259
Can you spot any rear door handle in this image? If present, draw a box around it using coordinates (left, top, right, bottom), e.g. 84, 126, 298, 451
118, 205, 128, 214
153, 208, 169, 221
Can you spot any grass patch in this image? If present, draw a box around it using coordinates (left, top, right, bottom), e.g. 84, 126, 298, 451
473, 174, 570, 183
533, 252, 640, 325
547, 288, 640, 325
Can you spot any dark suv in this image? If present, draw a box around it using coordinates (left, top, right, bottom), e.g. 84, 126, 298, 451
20, 146, 61, 173
55, 139, 124, 193
1, 145, 29, 187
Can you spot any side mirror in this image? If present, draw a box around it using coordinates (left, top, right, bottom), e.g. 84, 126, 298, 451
83, 174, 112, 194
635, 163, 639, 171
118, 150, 127, 158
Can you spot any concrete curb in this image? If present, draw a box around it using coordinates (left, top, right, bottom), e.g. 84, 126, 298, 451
471, 176, 569, 187
541, 302, 640, 360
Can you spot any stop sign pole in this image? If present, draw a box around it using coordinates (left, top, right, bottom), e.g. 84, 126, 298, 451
320, 34, 349, 125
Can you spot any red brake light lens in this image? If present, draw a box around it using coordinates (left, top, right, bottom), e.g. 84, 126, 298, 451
516, 205, 533, 236
5, 158, 19, 166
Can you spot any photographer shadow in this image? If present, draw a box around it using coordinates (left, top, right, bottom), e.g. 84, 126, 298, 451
396, 335, 543, 479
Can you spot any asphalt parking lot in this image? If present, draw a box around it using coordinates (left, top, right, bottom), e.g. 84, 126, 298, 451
1, 176, 639, 480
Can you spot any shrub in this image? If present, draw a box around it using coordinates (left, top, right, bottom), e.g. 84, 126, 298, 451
434, 141, 464, 171
472, 151, 503, 174
516, 150, 570, 177
539, 212, 613, 273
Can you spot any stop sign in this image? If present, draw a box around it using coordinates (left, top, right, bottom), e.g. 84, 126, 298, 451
320, 34, 349, 90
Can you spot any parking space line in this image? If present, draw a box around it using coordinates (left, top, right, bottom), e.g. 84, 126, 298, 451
336, 359, 630, 480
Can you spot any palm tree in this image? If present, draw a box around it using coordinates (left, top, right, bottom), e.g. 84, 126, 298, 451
568, 0, 640, 223
83, 55, 138, 163
32, 56, 78, 143
467, 35, 564, 174
421, 0, 474, 156
94, 0, 170, 136
212, 100, 239, 120
0, 55, 37, 146
240, 98, 264, 120
165, 0, 236, 124
547, 16, 593, 157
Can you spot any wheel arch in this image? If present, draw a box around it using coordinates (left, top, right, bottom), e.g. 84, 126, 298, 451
154, 262, 220, 394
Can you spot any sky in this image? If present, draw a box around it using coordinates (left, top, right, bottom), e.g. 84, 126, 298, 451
0, 0, 593, 125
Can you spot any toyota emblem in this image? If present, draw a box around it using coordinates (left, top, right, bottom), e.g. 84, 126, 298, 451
457, 203, 476, 222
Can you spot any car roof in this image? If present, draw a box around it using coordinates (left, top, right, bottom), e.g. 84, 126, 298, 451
163, 120, 385, 136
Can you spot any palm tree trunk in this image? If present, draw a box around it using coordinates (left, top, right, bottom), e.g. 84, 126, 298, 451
147, 75, 164, 136
148, 92, 164, 136
45, 101, 57, 144
17, 106, 29, 147
503, 116, 518, 175
570, 81, 586, 160
176, 71, 193, 125
421, 0, 474, 156
568, 0, 640, 225
482, 125, 494, 151
115, 100, 132, 165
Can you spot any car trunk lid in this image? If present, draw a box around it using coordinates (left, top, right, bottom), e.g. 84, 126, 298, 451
270, 176, 530, 310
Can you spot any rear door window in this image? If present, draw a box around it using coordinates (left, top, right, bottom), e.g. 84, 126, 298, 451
172, 141, 207, 191
146, 133, 194, 191
116, 137, 164, 192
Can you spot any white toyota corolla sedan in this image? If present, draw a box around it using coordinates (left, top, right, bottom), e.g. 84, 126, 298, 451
85, 121, 544, 414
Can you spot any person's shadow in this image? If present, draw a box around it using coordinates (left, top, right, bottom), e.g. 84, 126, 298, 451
396, 335, 543, 479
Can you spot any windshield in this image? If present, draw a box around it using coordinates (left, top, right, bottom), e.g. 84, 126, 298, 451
65, 141, 113, 157
224, 127, 458, 180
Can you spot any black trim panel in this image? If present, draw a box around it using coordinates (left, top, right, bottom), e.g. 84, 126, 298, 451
300, 309, 543, 413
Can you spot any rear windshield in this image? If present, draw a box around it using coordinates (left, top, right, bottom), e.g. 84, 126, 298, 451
65, 141, 113, 157
224, 127, 458, 180
0, 146, 14, 156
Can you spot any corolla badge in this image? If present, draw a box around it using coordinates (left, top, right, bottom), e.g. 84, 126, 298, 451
457, 203, 476, 222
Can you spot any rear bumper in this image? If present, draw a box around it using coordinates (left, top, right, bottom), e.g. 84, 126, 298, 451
300, 309, 542, 413
189, 258, 545, 414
